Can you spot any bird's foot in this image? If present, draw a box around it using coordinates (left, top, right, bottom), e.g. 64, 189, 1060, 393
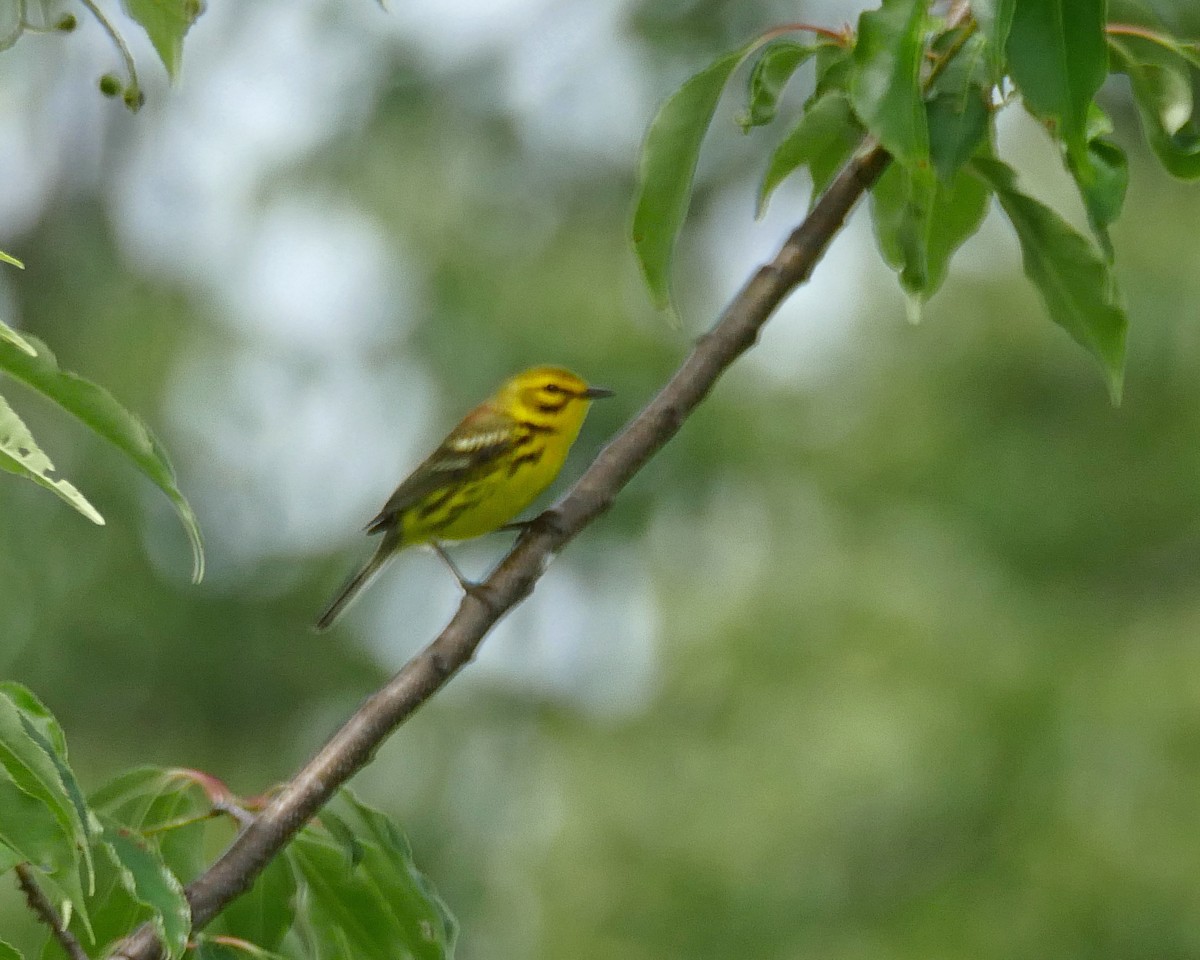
431, 542, 499, 610
501, 509, 567, 541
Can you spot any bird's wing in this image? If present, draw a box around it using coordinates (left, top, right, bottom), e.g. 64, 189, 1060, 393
365, 405, 517, 535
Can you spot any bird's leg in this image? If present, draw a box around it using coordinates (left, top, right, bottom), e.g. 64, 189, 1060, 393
430, 541, 497, 607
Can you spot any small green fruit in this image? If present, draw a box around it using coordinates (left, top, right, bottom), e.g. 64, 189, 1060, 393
122, 86, 146, 111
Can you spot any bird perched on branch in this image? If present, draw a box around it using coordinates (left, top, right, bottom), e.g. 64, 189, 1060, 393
315, 366, 613, 630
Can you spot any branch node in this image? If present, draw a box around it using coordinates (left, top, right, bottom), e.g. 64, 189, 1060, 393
429, 648, 453, 676
532, 507, 569, 540
658, 404, 685, 436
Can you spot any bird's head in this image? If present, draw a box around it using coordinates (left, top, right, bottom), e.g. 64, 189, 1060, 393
501, 366, 613, 425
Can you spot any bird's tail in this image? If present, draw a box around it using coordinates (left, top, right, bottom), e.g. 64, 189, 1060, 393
314, 538, 395, 631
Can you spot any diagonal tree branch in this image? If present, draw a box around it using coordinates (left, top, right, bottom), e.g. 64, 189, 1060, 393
16, 863, 92, 960
111, 139, 892, 960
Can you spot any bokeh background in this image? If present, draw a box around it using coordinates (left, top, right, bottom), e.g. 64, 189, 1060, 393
4, 0, 1200, 956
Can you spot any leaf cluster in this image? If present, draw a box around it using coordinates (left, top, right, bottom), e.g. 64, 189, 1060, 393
0, 685, 455, 959
0, 0, 203, 112
0, 327, 204, 582
633, 0, 1200, 403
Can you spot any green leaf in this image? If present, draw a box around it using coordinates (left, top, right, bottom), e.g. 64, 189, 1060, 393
758, 93, 863, 215
1006, 0, 1106, 155
970, 156, 1126, 403
90, 768, 211, 829
632, 42, 756, 313
0, 336, 204, 581
315, 809, 365, 869
0, 321, 35, 357
91, 767, 213, 883
0, 685, 67, 757
50, 795, 196, 958
738, 41, 817, 131
0, 776, 93, 943
212, 854, 297, 952
1108, 35, 1193, 135
871, 161, 990, 319
289, 836, 411, 960
0, 395, 104, 525
849, 0, 930, 169
1170, 40, 1200, 73
876, 164, 936, 313
1109, 35, 1200, 180
1057, 104, 1127, 259
928, 93, 990, 184
0, 839, 21, 874
340, 792, 458, 955
810, 42, 853, 105
99, 816, 191, 959
0, 685, 95, 890
0, 937, 22, 960
922, 171, 990, 297
288, 794, 455, 960
0, 251, 34, 356
1007, 1, 1119, 253
1071, 132, 1128, 257
926, 32, 992, 183
972, 0, 1015, 79
0, 691, 91, 873
119, 0, 203, 79
51, 843, 142, 958
0, 776, 75, 874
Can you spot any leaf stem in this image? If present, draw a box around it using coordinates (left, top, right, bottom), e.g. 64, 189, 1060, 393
926, 16, 979, 89
762, 21, 853, 46
1105, 22, 1176, 44
74, 0, 139, 94
140, 809, 223, 835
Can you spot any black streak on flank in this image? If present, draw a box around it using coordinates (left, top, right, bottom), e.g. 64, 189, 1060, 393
507, 448, 545, 476
516, 420, 557, 435
417, 488, 457, 520
436, 499, 476, 531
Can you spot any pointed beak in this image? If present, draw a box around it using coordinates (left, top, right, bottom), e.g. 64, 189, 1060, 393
583, 385, 615, 399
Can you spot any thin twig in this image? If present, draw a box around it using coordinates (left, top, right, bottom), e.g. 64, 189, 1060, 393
15, 863, 90, 960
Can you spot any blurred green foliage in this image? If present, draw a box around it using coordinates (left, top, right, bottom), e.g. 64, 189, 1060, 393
4, 0, 1200, 958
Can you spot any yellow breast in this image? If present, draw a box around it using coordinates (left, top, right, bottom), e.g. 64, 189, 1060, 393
403, 405, 587, 544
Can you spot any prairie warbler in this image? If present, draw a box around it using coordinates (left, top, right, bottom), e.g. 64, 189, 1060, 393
315, 366, 612, 630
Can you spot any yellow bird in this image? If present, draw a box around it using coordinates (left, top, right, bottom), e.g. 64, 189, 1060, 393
315, 366, 613, 630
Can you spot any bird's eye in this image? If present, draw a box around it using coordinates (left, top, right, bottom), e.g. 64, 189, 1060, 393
543, 383, 562, 394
